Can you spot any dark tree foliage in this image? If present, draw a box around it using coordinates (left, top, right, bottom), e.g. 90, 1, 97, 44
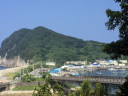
68, 80, 107, 96
94, 83, 107, 96
33, 77, 107, 96
53, 81, 64, 96
21, 74, 35, 82
116, 77, 128, 96
103, 0, 128, 58
33, 74, 52, 96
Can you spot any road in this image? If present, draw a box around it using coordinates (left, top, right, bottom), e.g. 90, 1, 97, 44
30, 69, 42, 77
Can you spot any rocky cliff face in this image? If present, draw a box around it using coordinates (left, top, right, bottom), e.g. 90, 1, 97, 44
0, 54, 28, 67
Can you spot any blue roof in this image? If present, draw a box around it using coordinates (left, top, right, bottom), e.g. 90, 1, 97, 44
50, 68, 61, 73
108, 60, 116, 63
92, 64, 99, 65
74, 74, 79, 76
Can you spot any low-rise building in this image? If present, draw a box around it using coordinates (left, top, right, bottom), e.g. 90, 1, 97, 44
108, 60, 118, 66
118, 60, 128, 66
118, 63, 125, 66
46, 62, 55, 66
96, 60, 109, 66
65, 61, 87, 65
119, 60, 127, 64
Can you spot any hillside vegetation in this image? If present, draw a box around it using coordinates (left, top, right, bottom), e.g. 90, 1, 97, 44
0, 26, 110, 65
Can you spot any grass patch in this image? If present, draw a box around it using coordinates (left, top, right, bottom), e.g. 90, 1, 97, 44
4, 72, 19, 80
12, 85, 39, 91
34, 77, 45, 81
65, 84, 77, 88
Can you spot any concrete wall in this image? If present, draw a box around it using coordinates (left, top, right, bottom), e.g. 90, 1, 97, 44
16, 81, 45, 86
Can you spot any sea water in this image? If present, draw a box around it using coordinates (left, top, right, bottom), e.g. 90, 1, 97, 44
79, 69, 128, 77
0, 66, 10, 80
0, 66, 9, 70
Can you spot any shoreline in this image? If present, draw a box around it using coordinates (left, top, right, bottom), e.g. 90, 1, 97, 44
0, 66, 11, 71
0, 65, 28, 82
0, 67, 21, 77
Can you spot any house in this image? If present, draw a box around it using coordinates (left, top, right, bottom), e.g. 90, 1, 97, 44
96, 60, 109, 66
118, 60, 128, 66
65, 61, 87, 65
46, 62, 55, 66
108, 60, 118, 66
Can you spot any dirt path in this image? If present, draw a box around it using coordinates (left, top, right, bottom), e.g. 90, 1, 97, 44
0, 65, 28, 81
0, 67, 20, 76
0, 91, 33, 96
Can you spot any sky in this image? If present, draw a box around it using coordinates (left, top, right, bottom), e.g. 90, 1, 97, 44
0, 0, 121, 46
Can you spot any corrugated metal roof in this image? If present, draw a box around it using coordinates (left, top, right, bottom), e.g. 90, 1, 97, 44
50, 68, 61, 73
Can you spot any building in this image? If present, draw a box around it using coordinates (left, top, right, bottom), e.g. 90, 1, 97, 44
50, 68, 61, 76
65, 61, 87, 65
96, 60, 109, 66
61, 65, 75, 71
46, 62, 55, 66
108, 60, 118, 66
118, 60, 128, 66
119, 60, 127, 64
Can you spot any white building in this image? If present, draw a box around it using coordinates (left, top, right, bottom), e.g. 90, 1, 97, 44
108, 60, 118, 66
46, 62, 55, 66
65, 61, 87, 65
61, 64, 84, 71
96, 60, 109, 66
61, 65, 75, 70
119, 60, 127, 64
118, 60, 128, 66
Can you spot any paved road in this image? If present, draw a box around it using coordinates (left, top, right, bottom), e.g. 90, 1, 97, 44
30, 69, 42, 77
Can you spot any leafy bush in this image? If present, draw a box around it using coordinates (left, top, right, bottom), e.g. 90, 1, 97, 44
27, 66, 33, 73
13, 72, 20, 79
4, 72, 19, 80
34, 77, 45, 81
42, 72, 48, 79
65, 84, 76, 88
21, 74, 35, 82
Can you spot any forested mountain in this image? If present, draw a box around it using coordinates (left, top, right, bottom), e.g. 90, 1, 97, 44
0, 26, 110, 65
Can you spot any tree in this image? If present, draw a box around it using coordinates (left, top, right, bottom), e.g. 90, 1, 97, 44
93, 83, 107, 96
103, 0, 128, 58
53, 81, 64, 96
71, 88, 82, 96
116, 77, 128, 96
32, 82, 52, 96
42, 72, 48, 79
21, 74, 35, 82
81, 80, 93, 96
32, 74, 52, 96
69, 80, 93, 96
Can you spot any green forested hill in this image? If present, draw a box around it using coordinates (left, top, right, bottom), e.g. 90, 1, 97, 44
0, 26, 110, 65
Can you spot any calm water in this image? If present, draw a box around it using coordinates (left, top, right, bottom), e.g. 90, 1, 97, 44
79, 69, 128, 77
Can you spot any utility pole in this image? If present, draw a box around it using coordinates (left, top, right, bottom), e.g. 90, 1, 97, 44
23, 62, 24, 76
33, 64, 34, 71
40, 62, 42, 73
20, 68, 21, 80
17, 55, 21, 80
